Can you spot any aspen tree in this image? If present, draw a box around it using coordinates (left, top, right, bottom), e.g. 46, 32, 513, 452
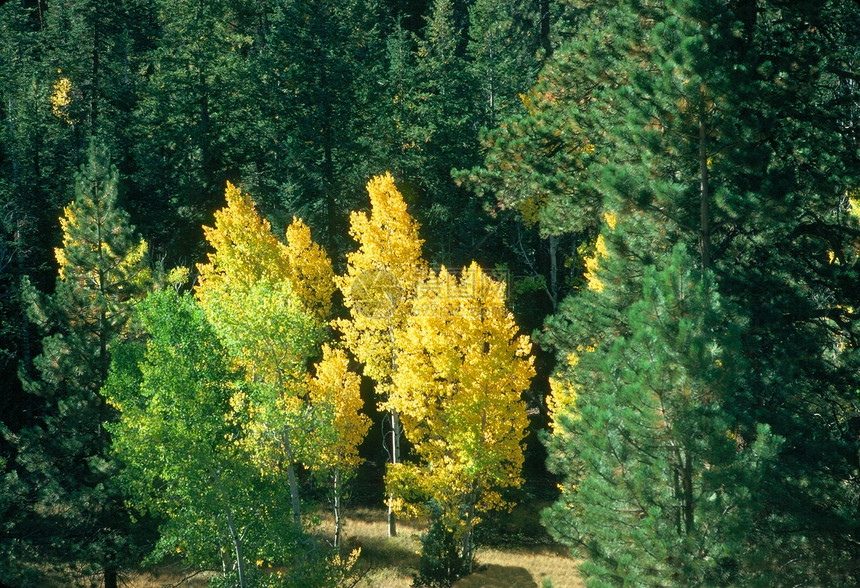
335, 172, 429, 536
302, 345, 371, 547
195, 183, 328, 526
386, 262, 534, 580
104, 291, 260, 588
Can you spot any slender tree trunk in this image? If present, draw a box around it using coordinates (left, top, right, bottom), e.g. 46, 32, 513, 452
224, 505, 247, 588
683, 450, 694, 536
7, 96, 33, 386
282, 430, 302, 527
388, 408, 401, 537
90, 8, 100, 135
462, 500, 475, 575
539, 0, 552, 58
212, 467, 248, 588
549, 234, 559, 312
333, 469, 342, 548
104, 568, 117, 588
317, 4, 338, 256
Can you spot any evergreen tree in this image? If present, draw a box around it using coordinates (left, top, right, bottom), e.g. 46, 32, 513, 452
247, 0, 389, 257
130, 0, 255, 258
544, 239, 781, 586
375, 0, 494, 266
466, 0, 541, 131
7, 140, 151, 587
471, 0, 860, 583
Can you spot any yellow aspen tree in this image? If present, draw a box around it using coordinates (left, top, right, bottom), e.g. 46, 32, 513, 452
301, 345, 371, 547
385, 262, 535, 575
334, 172, 429, 536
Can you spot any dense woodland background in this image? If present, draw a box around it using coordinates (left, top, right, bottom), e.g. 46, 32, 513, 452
2, 0, 860, 586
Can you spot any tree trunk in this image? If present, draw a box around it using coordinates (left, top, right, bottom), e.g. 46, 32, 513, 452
224, 505, 248, 588
212, 467, 248, 588
539, 0, 552, 58
283, 430, 302, 527
333, 469, 342, 548
548, 234, 559, 312
683, 450, 695, 536
388, 409, 401, 537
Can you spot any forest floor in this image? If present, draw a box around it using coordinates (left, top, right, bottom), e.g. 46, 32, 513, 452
121, 505, 582, 588
340, 506, 583, 588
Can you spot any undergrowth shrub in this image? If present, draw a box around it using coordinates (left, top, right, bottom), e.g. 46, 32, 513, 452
413, 501, 471, 587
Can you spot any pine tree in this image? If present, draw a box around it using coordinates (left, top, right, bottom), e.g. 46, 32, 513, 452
130, 0, 255, 258
473, 0, 860, 582
543, 239, 781, 586
12, 140, 151, 587
247, 0, 389, 256
466, 0, 541, 130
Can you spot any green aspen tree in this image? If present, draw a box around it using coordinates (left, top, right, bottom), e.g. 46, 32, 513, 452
104, 290, 260, 588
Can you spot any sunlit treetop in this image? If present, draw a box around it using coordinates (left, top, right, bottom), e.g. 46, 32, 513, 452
335, 172, 430, 388
196, 181, 291, 304
196, 182, 335, 320
342, 172, 427, 284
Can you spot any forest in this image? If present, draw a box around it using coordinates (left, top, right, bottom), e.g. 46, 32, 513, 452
1, 0, 859, 586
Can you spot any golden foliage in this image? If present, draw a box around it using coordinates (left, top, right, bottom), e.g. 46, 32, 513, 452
196, 182, 334, 320
385, 262, 535, 523
582, 212, 617, 293
51, 76, 75, 123
583, 234, 608, 293
303, 345, 371, 472
196, 182, 290, 305
285, 217, 336, 321
334, 172, 429, 389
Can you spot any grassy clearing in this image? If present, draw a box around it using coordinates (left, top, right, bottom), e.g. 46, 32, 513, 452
114, 506, 581, 588
334, 507, 583, 588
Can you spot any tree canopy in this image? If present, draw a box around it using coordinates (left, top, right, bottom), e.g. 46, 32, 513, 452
2, 0, 859, 586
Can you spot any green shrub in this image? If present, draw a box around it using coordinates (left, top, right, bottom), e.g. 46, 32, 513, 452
413, 501, 471, 587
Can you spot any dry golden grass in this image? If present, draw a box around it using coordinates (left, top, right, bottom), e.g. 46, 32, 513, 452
119, 566, 215, 588
336, 507, 582, 588
115, 506, 581, 588
454, 545, 583, 588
